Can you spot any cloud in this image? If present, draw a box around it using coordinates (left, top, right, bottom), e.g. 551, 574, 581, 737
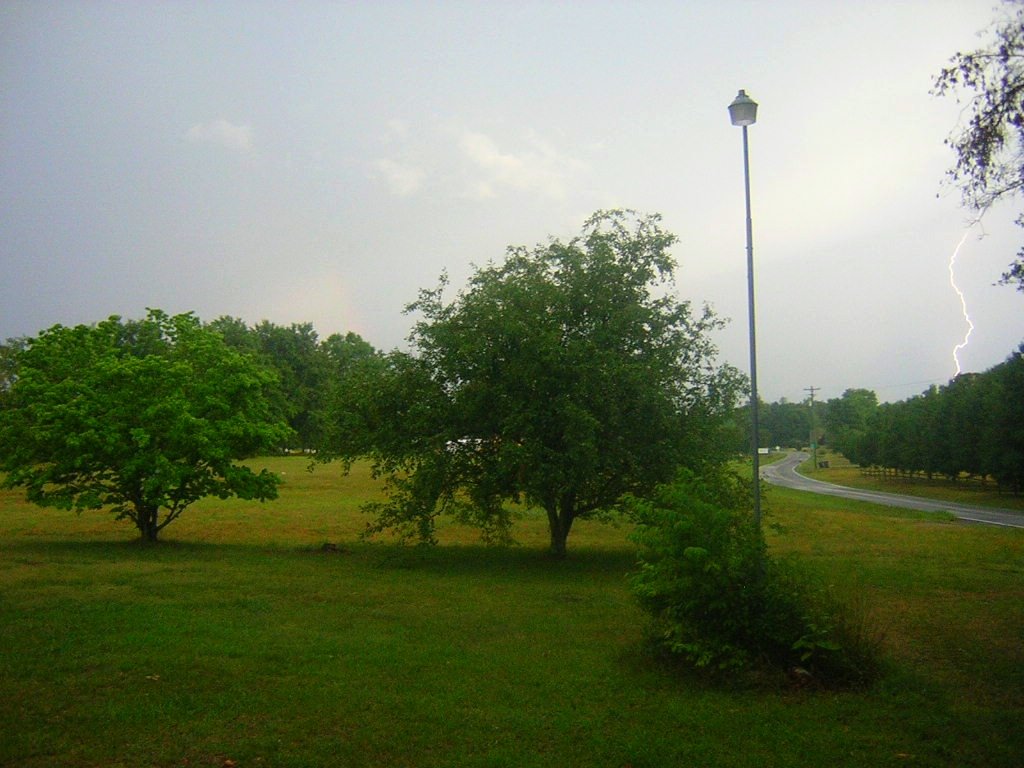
383, 119, 410, 140
458, 129, 579, 200
185, 118, 253, 152
372, 158, 426, 197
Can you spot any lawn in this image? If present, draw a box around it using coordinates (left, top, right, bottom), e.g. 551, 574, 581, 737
1, 457, 1022, 767
797, 448, 1024, 512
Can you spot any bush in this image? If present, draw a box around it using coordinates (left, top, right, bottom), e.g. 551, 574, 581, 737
628, 469, 881, 686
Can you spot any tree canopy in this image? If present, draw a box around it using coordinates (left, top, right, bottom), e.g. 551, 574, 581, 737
0, 310, 293, 541
820, 351, 1024, 493
323, 210, 744, 556
207, 317, 378, 452
824, 388, 879, 461
934, 0, 1024, 288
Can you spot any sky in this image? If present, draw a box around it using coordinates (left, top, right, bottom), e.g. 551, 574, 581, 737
2, 0, 1022, 403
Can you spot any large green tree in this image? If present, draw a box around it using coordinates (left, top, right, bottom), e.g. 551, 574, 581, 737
0, 310, 292, 541
934, 0, 1024, 289
324, 211, 743, 556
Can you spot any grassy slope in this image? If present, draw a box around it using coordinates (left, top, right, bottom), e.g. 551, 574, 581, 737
1, 457, 1022, 767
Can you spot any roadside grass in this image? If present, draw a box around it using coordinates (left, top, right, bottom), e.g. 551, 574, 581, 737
1, 456, 1021, 767
797, 448, 1024, 512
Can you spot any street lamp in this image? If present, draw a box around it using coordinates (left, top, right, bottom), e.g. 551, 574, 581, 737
728, 89, 761, 529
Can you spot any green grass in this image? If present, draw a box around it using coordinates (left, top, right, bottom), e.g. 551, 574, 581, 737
2, 457, 1023, 767
798, 448, 1024, 512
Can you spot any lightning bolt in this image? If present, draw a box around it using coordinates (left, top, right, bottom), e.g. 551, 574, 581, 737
948, 227, 974, 376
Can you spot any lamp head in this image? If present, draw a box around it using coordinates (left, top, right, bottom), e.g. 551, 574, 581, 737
728, 89, 758, 127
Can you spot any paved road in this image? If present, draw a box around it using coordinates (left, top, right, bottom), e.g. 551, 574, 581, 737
761, 451, 1024, 529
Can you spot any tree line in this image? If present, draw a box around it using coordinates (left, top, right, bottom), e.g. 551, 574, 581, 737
0, 317, 378, 449
725, 348, 1024, 496
824, 348, 1024, 493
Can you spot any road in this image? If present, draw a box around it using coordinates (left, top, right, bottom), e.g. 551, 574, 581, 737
761, 451, 1024, 529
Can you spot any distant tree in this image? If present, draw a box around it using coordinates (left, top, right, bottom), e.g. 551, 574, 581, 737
0, 337, 27, 409
251, 321, 328, 451
840, 349, 1024, 492
917, 386, 948, 479
206, 318, 379, 452
983, 346, 1024, 491
321, 331, 377, 372
763, 398, 812, 450
938, 375, 987, 479
727, 398, 767, 454
207, 315, 259, 352
933, 0, 1024, 289
823, 388, 878, 463
323, 211, 744, 556
0, 311, 292, 542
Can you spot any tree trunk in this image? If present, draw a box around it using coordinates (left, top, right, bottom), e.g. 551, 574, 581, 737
135, 504, 160, 543
545, 500, 574, 558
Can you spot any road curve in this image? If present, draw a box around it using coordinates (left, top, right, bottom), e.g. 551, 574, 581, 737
762, 451, 1024, 529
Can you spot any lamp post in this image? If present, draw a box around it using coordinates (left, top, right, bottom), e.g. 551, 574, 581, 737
728, 89, 761, 530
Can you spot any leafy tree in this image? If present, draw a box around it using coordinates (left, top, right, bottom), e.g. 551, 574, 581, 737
324, 210, 744, 556
824, 388, 878, 463
763, 398, 813, 450
937, 375, 986, 479
0, 337, 27, 409
933, 0, 1024, 288
834, 349, 1024, 493
206, 315, 260, 352
321, 331, 378, 374
251, 321, 329, 451
0, 310, 292, 542
983, 345, 1024, 491
207, 318, 379, 452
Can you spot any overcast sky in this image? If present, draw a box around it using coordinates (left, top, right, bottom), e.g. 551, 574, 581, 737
2, 1, 1022, 402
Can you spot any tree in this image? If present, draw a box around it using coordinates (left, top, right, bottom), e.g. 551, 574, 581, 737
324, 210, 744, 556
321, 331, 378, 373
982, 345, 1024, 491
0, 337, 27, 410
761, 398, 813, 450
0, 310, 292, 542
824, 388, 878, 464
933, 0, 1024, 289
206, 315, 259, 352
206, 318, 379, 452
251, 321, 329, 451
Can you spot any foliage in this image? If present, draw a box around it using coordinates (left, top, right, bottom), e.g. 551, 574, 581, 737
207, 317, 378, 451
726, 396, 828, 455
0, 310, 293, 541
0, 337, 27, 410
824, 388, 879, 460
764, 398, 816, 450
629, 469, 881, 684
322, 210, 744, 556
842, 347, 1024, 492
933, 0, 1024, 289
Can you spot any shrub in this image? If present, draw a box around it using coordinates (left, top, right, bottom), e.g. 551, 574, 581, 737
628, 469, 882, 686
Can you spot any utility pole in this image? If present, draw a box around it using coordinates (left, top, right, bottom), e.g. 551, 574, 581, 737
805, 386, 819, 470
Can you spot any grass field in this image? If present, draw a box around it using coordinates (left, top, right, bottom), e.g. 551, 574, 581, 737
797, 448, 1024, 512
2, 457, 1022, 767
